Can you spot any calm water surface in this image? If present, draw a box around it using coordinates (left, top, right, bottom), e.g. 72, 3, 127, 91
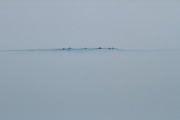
0, 50, 180, 120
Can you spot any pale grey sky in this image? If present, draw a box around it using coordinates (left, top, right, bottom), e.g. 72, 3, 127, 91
1, 1, 180, 50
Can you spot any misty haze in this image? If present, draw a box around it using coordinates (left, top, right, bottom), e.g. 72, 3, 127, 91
0, 1, 180, 120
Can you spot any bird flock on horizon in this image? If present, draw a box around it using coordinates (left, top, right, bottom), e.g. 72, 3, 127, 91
61, 47, 115, 50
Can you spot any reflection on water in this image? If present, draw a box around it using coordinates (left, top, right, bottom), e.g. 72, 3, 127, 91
0, 50, 180, 120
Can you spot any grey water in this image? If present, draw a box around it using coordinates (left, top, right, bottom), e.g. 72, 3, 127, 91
0, 50, 180, 120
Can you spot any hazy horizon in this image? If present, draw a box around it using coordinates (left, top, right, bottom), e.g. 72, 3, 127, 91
1, 1, 180, 120
1, 1, 180, 50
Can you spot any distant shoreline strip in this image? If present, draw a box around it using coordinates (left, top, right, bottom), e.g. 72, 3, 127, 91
0, 48, 180, 52
0, 48, 117, 52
